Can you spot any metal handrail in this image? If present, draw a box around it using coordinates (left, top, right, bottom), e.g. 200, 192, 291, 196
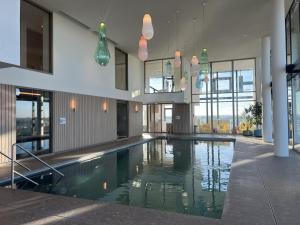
0, 152, 31, 171
10, 143, 64, 187
14, 171, 39, 186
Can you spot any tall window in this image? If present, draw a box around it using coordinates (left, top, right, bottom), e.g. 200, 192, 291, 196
21, 0, 52, 73
115, 48, 128, 90
143, 104, 173, 133
192, 59, 256, 134
16, 88, 52, 159
145, 59, 181, 93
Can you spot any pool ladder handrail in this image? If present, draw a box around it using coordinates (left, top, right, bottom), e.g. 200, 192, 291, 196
9, 143, 64, 188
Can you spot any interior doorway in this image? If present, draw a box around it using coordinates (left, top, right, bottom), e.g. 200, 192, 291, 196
117, 101, 129, 139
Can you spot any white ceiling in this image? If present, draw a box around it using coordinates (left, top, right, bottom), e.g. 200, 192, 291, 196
31, 0, 291, 62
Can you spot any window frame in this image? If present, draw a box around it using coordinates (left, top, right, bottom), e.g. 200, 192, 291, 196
144, 57, 183, 94
115, 47, 129, 91
20, 0, 53, 74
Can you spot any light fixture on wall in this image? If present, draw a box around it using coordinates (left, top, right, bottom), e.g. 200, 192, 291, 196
142, 14, 154, 40
102, 99, 109, 112
138, 35, 148, 61
95, 22, 110, 66
135, 103, 139, 113
70, 98, 77, 112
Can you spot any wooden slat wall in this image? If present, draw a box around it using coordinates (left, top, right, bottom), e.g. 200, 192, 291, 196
172, 103, 191, 134
53, 92, 118, 153
129, 102, 143, 137
0, 84, 16, 163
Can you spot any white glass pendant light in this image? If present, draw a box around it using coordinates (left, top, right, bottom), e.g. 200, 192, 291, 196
180, 77, 187, 91
190, 19, 199, 74
138, 35, 148, 61
191, 55, 199, 65
142, 14, 154, 40
175, 50, 181, 68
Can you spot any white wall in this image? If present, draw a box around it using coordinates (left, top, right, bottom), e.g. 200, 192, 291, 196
143, 92, 185, 104
0, 0, 20, 67
0, 13, 144, 102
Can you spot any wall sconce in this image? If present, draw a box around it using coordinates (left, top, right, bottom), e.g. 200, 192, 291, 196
102, 99, 109, 113
134, 103, 139, 113
70, 98, 77, 112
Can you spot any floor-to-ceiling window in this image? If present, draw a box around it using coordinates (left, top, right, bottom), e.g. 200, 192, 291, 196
143, 104, 173, 133
144, 58, 181, 93
21, 0, 52, 73
192, 58, 256, 134
286, 0, 300, 150
16, 88, 52, 159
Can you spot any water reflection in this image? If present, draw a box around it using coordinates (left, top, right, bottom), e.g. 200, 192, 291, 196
17, 140, 234, 219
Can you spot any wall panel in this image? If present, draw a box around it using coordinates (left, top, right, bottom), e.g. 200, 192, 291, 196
129, 102, 143, 137
53, 92, 119, 153
0, 84, 16, 163
172, 104, 191, 134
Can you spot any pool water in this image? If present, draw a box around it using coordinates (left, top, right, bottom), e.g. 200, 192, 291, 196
15, 139, 234, 219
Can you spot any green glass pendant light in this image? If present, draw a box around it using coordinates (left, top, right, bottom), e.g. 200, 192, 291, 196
199, 48, 210, 76
95, 22, 110, 66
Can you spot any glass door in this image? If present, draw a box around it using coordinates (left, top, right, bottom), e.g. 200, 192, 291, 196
292, 75, 300, 152
16, 88, 52, 159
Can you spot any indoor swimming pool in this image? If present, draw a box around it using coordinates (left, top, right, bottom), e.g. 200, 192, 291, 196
12, 139, 234, 219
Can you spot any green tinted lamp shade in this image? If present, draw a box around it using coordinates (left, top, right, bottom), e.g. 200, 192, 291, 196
95, 22, 110, 66
200, 48, 208, 64
99, 22, 107, 37
199, 63, 210, 75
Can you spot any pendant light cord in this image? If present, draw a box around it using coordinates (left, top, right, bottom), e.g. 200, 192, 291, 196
175, 11, 179, 51
168, 21, 171, 57
100, 0, 113, 22
193, 19, 196, 56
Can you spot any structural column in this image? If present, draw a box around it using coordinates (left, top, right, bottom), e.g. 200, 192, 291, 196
271, 0, 289, 157
256, 56, 262, 103
262, 36, 273, 143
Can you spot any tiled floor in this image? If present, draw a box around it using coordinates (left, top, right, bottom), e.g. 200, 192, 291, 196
0, 135, 299, 225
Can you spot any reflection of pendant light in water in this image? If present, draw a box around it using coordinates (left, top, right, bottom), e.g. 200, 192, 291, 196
182, 192, 189, 208
138, 35, 148, 61
95, 22, 110, 66
142, 14, 154, 40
